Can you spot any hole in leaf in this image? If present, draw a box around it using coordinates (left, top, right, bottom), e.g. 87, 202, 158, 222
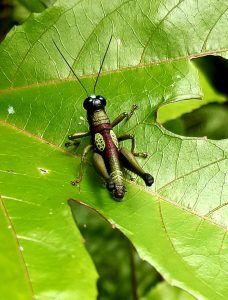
163, 102, 228, 140
158, 56, 228, 140
68, 200, 162, 299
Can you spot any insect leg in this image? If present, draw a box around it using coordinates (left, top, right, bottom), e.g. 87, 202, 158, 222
68, 131, 90, 140
71, 144, 93, 185
93, 153, 115, 191
65, 131, 90, 148
119, 147, 154, 186
111, 104, 138, 127
65, 139, 81, 148
118, 134, 148, 158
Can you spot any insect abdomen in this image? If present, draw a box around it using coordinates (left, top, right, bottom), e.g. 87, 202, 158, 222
94, 127, 125, 199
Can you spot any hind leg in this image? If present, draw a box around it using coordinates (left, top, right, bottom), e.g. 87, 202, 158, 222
119, 147, 154, 186
71, 144, 93, 185
92, 153, 115, 191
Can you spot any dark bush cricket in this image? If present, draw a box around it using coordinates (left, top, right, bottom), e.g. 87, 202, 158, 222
53, 36, 154, 200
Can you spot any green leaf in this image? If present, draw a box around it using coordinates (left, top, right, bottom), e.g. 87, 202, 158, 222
144, 282, 196, 300
165, 102, 228, 140
0, 0, 228, 299
0, 122, 98, 299
71, 202, 159, 299
0, 198, 32, 299
16, 0, 53, 12
157, 65, 226, 123
12, 0, 55, 25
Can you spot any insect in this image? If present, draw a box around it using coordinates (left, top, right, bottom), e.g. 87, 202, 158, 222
53, 36, 154, 200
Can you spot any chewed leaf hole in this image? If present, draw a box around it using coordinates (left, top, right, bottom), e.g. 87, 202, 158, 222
158, 56, 228, 140
38, 168, 49, 174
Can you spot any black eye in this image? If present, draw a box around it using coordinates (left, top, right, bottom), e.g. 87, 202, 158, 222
96, 96, 106, 107
83, 95, 106, 111
83, 97, 93, 110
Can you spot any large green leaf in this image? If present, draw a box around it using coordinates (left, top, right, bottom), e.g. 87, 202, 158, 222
0, 0, 228, 299
157, 65, 226, 124
71, 201, 160, 299
0, 122, 98, 299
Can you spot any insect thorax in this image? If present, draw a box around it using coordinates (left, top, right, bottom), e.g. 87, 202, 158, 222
90, 109, 110, 127
95, 130, 119, 152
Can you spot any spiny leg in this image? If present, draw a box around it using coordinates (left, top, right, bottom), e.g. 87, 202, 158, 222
71, 144, 93, 186
119, 147, 154, 186
92, 152, 115, 191
111, 104, 138, 127
118, 134, 148, 158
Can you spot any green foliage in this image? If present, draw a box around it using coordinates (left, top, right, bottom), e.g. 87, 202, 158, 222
157, 64, 226, 123
0, 124, 98, 299
16, 0, 55, 12
71, 203, 159, 299
164, 102, 228, 140
0, 0, 228, 299
144, 282, 196, 300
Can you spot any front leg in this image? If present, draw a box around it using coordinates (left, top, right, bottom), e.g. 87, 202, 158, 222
65, 131, 91, 148
68, 131, 90, 140
111, 104, 138, 127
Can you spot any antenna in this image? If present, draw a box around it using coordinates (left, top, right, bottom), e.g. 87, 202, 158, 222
52, 39, 89, 96
93, 35, 113, 94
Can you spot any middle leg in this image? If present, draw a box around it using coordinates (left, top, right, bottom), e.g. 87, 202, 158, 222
118, 134, 148, 158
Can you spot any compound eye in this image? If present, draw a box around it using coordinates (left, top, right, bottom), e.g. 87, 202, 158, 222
102, 97, 106, 107
83, 97, 93, 110
97, 95, 106, 107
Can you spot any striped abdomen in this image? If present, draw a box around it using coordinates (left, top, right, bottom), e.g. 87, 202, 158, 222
94, 126, 125, 199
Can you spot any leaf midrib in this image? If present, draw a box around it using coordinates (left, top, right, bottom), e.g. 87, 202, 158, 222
1, 46, 228, 95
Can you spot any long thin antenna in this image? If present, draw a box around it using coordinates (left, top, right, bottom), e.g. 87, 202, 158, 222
52, 39, 89, 96
93, 35, 113, 94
